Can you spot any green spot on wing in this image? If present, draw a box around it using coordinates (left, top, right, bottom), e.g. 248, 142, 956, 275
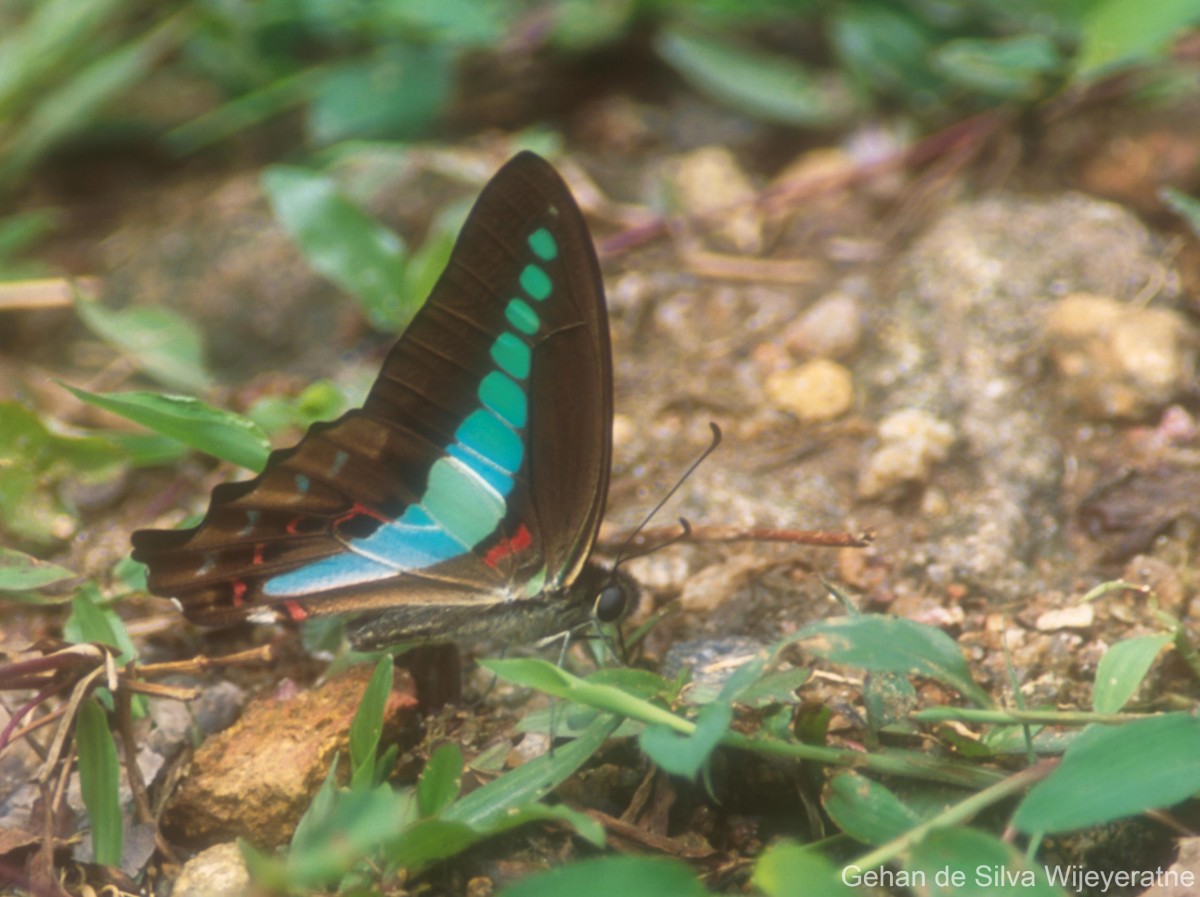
528, 228, 558, 261
423, 458, 504, 546
520, 264, 552, 301
505, 299, 539, 335
478, 372, 527, 429
490, 332, 531, 379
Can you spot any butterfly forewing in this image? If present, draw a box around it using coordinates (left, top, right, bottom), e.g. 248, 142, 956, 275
132, 152, 612, 636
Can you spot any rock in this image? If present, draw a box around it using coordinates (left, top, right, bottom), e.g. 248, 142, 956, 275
171, 842, 250, 897
164, 664, 417, 847
764, 359, 854, 421
858, 409, 955, 499
1044, 293, 1194, 419
782, 290, 864, 359
667, 146, 763, 254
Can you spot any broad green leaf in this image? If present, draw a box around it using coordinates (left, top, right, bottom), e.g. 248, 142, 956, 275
753, 840, 858, 897
65, 583, 137, 662
638, 702, 731, 779
309, 44, 452, 145
1014, 713, 1200, 833
904, 827, 1064, 897
350, 657, 395, 790
787, 616, 991, 707
0, 0, 123, 116
827, 2, 943, 103
245, 379, 347, 436
76, 698, 122, 866
823, 772, 922, 845
497, 855, 709, 897
284, 786, 412, 887
289, 761, 341, 860
386, 804, 603, 871
734, 667, 811, 707
0, 547, 75, 592
1076, 0, 1200, 79
443, 712, 622, 828
74, 298, 211, 393
655, 27, 853, 127
417, 743, 463, 817
380, 0, 505, 46
1093, 633, 1172, 713
63, 386, 270, 472
931, 34, 1062, 98
0, 13, 186, 184
0, 401, 124, 545
262, 164, 414, 331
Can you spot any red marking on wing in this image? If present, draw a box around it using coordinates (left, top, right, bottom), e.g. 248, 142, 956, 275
252, 543, 265, 566
338, 502, 390, 524
286, 517, 305, 535
484, 524, 533, 569
282, 600, 309, 622
230, 579, 248, 607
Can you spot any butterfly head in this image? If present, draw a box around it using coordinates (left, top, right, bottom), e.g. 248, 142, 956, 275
591, 566, 638, 625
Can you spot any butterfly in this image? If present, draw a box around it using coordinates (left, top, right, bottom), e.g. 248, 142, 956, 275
132, 151, 635, 651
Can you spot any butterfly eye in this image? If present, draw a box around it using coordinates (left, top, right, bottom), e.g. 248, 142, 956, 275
593, 583, 628, 623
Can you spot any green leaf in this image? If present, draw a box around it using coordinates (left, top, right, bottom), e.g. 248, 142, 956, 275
262, 164, 414, 331
1014, 713, 1200, 833
903, 827, 1064, 897
350, 657, 395, 790
753, 840, 858, 897
0, 547, 75, 592
76, 698, 122, 866
309, 43, 452, 145
1076, 0, 1200, 79
417, 743, 463, 817
0, 13, 186, 185
931, 34, 1062, 99
0, 208, 59, 277
788, 616, 992, 707
289, 760, 342, 860
386, 804, 603, 871
827, 2, 944, 103
443, 712, 622, 828
1093, 633, 1172, 713
655, 27, 853, 127
1161, 187, 1200, 238
63, 386, 270, 472
496, 855, 709, 897
65, 582, 137, 662
823, 772, 923, 845
638, 702, 731, 779
245, 379, 347, 436
380, 0, 504, 46
285, 786, 413, 887
0, 401, 124, 546
74, 298, 211, 393
733, 667, 811, 707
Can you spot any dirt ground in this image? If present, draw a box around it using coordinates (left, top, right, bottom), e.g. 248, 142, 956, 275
4, 74, 1200, 895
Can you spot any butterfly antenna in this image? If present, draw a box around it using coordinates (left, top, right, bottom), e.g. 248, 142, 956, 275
612, 422, 722, 570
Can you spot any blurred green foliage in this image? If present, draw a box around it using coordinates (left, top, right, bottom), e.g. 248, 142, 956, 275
0, 0, 1196, 188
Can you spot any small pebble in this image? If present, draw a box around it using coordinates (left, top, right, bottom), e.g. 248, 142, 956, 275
668, 146, 763, 254
1044, 293, 1194, 419
858, 409, 955, 499
764, 359, 854, 421
1034, 604, 1095, 631
783, 290, 864, 359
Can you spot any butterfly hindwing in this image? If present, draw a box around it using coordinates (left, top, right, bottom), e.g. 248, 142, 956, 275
132, 152, 612, 637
